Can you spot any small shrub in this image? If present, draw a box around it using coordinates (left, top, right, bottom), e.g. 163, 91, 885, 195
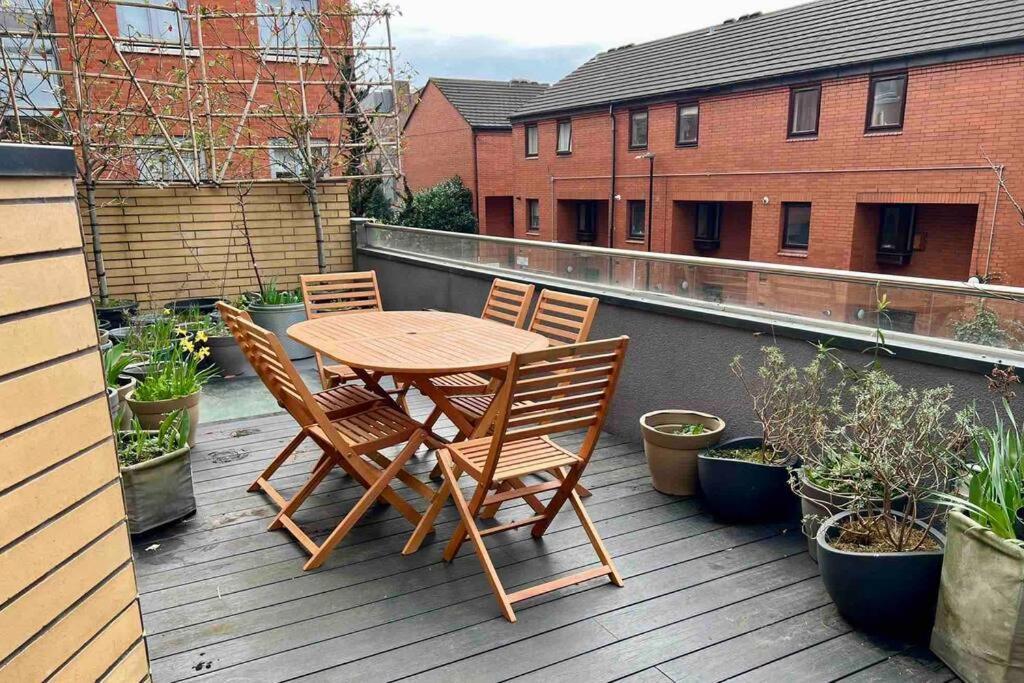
396, 176, 477, 233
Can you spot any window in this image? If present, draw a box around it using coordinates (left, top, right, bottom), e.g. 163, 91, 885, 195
866, 73, 907, 131
781, 203, 811, 250
525, 124, 539, 157
1, 0, 59, 114
628, 110, 648, 149
676, 103, 699, 146
693, 202, 722, 251
556, 119, 572, 154
527, 199, 540, 232
576, 201, 597, 242
627, 200, 646, 240
877, 204, 916, 265
135, 136, 206, 182
258, 0, 319, 53
269, 138, 329, 178
117, 0, 188, 44
788, 85, 820, 137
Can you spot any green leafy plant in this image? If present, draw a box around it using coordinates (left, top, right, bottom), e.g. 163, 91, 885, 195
655, 423, 706, 436
953, 302, 1023, 350
123, 312, 177, 355
133, 336, 218, 402
253, 278, 302, 306
395, 175, 477, 233
103, 342, 135, 389
115, 409, 190, 467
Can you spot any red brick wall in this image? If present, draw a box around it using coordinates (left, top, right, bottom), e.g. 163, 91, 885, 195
403, 82, 475, 202
506, 55, 1024, 284
476, 130, 516, 234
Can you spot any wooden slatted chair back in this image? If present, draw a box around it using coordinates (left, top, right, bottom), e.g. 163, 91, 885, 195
482, 337, 629, 482
481, 279, 535, 328
528, 289, 599, 346
300, 271, 382, 319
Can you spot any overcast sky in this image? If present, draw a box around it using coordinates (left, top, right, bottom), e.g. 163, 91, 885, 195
389, 0, 807, 86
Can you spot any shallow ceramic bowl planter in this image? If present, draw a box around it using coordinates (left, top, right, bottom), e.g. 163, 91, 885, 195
119, 435, 196, 535
931, 510, 1024, 682
817, 510, 944, 639
126, 389, 201, 446
207, 334, 250, 376
796, 468, 907, 563
115, 374, 137, 421
697, 436, 800, 523
640, 410, 725, 496
247, 302, 311, 360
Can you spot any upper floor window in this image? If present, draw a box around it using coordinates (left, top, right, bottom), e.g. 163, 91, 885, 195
269, 137, 329, 179
527, 198, 540, 232
866, 73, 907, 132
525, 124, 539, 157
1, 0, 60, 113
781, 202, 811, 250
117, 0, 188, 44
788, 84, 820, 137
556, 119, 572, 154
258, 0, 319, 54
694, 202, 722, 251
136, 135, 205, 182
627, 200, 646, 240
877, 204, 916, 265
676, 103, 699, 146
629, 110, 648, 149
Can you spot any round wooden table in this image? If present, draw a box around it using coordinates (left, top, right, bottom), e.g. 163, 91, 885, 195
288, 310, 549, 437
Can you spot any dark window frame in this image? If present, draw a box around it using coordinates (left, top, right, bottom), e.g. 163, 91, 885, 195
865, 73, 908, 132
627, 199, 646, 240
693, 201, 722, 251
628, 109, 648, 149
576, 201, 598, 242
675, 102, 699, 147
787, 84, 821, 138
876, 204, 917, 266
526, 198, 540, 232
556, 119, 572, 155
781, 202, 812, 251
524, 124, 539, 158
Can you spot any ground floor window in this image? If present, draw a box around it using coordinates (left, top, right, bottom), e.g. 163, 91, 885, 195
781, 202, 811, 250
576, 201, 598, 242
877, 204, 916, 265
527, 199, 540, 232
694, 202, 722, 251
628, 200, 646, 240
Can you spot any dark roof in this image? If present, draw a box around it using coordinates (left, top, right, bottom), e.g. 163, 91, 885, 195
430, 78, 549, 129
514, 0, 1024, 119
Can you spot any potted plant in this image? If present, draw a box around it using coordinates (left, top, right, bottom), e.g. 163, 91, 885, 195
245, 279, 311, 360
165, 297, 221, 316
94, 296, 138, 329
698, 347, 826, 523
640, 410, 724, 495
125, 335, 217, 446
203, 314, 250, 376
930, 385, 1024, 682
116, 409, 195, 534
103, 342, 136, 418
815, 369, 974, 639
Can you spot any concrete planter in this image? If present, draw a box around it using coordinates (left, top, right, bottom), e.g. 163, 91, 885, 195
126, 389, 201, 446
640, 410, 724, 496
119, 439, 196, 535
931, 510, 1024, 682
247, 302, 311, 359
207, 334, 250, 376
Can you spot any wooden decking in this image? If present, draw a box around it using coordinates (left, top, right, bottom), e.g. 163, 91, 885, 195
133, 392, 955, 682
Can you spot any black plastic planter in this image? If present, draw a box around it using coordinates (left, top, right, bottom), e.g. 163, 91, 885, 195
697, 436, 800, 523
817, 510, 945, 639
95, 300, 138, 328
165, 297, 221, 315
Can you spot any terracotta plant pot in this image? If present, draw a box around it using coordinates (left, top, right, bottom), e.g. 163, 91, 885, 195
817, 510, 945, 639
932, 510, 1024, 682
640, 410, 725, 496
697, 436, 800, 523
247, 302, 311, 360
126, 389, 201, 446
119, 438, 196, 535
207, 334, 250, 376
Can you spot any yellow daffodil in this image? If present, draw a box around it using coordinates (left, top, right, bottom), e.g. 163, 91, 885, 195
180, 338, 195, 353
195, 330, 208, 343
195, 346, 211, 360
162, 308, 171, 315
174, 327, 188, 336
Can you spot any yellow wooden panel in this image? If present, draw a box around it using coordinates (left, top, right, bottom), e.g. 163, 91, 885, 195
0, 484, 125, 603
0, 524, 131, 661
0, 177, 75, 200
3, 565, 137, 682
0, 253, 91, 317
0, 441, 117, 547
0, 200, 81, 257
0, 303, 96, 377
101, 640, 149, 683
0, 396, 110, 491
0, 352, 104, 434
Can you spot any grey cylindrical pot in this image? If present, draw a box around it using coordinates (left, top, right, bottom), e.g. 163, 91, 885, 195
207, 334, 250, 376
640, 410, 725, 496
119, 441, 196, 535
247, 302, 311, 359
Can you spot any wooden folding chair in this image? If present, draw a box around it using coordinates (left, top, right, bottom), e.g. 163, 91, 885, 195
404, 337, 630, 622
218, 302, 384, 511
231, 314, 434, 570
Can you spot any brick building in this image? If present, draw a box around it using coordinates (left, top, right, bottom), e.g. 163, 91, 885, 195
403, 78, 548, 235
490, 0, 1024, 286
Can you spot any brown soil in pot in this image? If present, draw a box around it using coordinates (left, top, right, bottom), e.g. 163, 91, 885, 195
832, 514, 941, 553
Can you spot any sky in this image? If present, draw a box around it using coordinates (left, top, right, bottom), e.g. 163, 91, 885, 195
389, 0, 807, 87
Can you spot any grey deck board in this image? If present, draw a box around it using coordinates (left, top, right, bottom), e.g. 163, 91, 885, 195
133, 392, 946, 682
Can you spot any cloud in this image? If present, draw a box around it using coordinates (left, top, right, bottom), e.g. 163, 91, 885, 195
395, 35, 602, 87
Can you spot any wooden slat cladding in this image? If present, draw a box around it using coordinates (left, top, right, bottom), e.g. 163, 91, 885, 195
80, 181, 352, 307
0, 171, 148, 680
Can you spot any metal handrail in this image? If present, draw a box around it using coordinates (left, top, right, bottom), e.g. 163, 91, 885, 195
360, 221, 1024, 300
